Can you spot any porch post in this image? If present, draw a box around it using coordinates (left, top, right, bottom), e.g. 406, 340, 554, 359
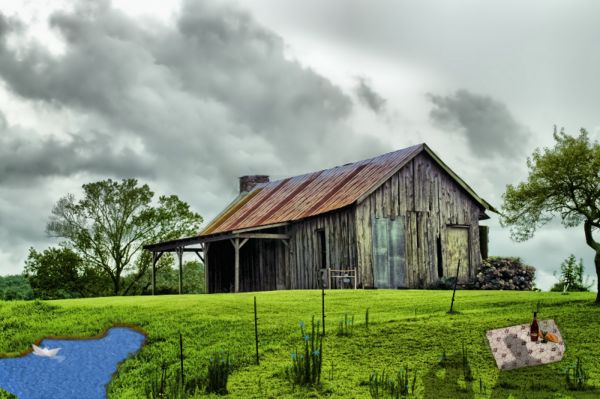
234, 238, 240, 293
151, 251, 164, 296
151, 252, 157, 296
204, 243, 210, 294
177, 246, 184, 294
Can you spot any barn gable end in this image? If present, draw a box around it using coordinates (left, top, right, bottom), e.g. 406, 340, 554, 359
356, 151, 485, 288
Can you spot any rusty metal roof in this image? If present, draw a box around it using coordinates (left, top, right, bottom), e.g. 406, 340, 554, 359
199, 143, 495, 236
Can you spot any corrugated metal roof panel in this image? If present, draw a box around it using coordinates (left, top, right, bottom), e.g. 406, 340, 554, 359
199, 144, 424, 236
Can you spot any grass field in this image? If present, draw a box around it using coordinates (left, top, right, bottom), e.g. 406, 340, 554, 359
1, 290, 599, 398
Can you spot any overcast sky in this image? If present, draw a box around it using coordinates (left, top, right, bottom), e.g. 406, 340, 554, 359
0, 0, 598, 290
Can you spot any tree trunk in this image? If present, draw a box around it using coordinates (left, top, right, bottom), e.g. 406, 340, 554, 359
583, 221, 600, 304
595, 251, 600, 304
113, 276, 121, 296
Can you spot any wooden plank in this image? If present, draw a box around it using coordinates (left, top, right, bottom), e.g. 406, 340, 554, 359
354, 205, 364, 288
391, 173, 399, 218
409, 212, 418, 287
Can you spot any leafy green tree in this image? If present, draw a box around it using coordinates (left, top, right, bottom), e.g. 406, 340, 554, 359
550, 254, 593, 292
500, 128, 600, 303
23, 247, 107, 299
46, 179, 202, 296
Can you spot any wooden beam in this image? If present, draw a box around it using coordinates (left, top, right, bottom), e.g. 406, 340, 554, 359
237, 233, 290, 240
232, 222, 289, 234
144, 235, 205, 251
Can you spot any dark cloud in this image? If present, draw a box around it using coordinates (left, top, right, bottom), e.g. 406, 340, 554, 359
354, 76, 386, 114
0, 120, 155, 184
427, 90, 530, 159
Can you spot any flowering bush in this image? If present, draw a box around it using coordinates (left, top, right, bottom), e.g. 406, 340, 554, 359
286, 316, 323, 386
473, 257, 535, 290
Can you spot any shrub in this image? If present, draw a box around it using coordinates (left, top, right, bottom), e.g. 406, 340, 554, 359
550, 255, 593, 292
368, 367, 417, 398
286, 316, 323, 386
206, 351, 233, 395
472, 257, 535, 290
145, 363, 188, 399
337, 313, 354, 337
565, 357, 588, 391
461, 343, 473, 382
429, 276, 457, 290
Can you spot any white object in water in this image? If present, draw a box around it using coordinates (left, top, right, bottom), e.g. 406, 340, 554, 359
32, 344, 61, 358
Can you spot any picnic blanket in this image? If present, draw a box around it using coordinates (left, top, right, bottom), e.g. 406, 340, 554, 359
486, 319, 565, 370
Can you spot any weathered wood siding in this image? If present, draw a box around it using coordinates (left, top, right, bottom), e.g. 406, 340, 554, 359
207, 208, 356, 292
356, 152, 483, 288
287, 207, 357, 289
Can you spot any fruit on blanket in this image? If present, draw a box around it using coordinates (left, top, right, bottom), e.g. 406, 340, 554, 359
545, 332, 560, 343
541, 330, 560, 343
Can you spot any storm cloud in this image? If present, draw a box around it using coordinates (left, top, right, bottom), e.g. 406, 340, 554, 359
0, 0, 388, 190
0, 119, 154, 184
354, 77, 386, 114
428, 90, 531, 159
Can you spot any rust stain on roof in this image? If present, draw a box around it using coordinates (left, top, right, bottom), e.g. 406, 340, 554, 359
198, 143, 495, 236
199, 144, 424, 236
200, 188, 263, 235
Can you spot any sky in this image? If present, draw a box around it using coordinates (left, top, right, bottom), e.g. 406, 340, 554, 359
0, 0, 598, 290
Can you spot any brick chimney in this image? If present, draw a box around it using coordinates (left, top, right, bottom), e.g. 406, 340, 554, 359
239, 175, 269, 193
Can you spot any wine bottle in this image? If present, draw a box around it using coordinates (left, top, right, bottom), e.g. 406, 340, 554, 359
530, 311, 539, 342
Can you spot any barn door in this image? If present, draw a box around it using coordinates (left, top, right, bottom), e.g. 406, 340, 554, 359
372, 217, 406, 288
446, 226, 470, 280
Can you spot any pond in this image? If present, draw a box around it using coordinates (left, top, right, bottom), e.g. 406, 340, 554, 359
0, 327, 146, 399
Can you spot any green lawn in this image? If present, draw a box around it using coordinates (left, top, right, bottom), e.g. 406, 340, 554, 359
0, 290, 599, 398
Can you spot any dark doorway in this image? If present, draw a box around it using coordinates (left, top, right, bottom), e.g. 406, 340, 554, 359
316, 229, 327, 269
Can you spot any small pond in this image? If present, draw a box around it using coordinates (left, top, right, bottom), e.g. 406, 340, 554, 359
0, 327, 145, 399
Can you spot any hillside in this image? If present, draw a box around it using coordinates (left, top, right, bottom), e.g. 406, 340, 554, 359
0, 290, 599, 398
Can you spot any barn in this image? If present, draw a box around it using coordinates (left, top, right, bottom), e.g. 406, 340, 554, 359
144, 143, 496, 294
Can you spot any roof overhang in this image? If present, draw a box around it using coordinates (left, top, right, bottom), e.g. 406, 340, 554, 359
143, 231, 290, 252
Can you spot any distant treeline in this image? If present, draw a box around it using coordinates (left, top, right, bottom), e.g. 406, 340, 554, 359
0, 275, 34, 300
0, 257, 204, 301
